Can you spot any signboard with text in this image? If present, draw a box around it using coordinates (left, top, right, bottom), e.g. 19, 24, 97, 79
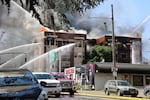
64, 67, 76, 80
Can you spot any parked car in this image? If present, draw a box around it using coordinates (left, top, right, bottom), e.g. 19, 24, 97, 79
0, 69, 48, 100
33, 72, 62, 97
52, 73, 76, 96
104, 80, 138, 97
144, 85, 150, 98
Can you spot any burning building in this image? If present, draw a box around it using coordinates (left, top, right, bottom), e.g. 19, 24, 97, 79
44, 31, 87, 72
96, 34, 142, 64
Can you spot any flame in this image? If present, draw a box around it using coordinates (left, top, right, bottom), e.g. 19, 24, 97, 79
39, 27, 46, 33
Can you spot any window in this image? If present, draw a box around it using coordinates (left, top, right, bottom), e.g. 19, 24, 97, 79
0, 70, 38, 86
109, 81, 116, 86
122, 74, 131, 83
34, 74, 52, 79
47, 37, 54, 45
146, 76, 150, 85
56, 41, 62, 47
63, 41, 69, 45
75, 40, 83, 47
117, 81, 130, 86
133, 75, 143, 86
121, 53, 127, 59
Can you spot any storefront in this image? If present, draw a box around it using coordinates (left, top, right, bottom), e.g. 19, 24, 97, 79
94, 62, 150, 90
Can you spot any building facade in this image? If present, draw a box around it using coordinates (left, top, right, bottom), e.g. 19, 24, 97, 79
96, 35, 142, 64
92, 35, 149, 90
44, 31, 86, 72
94, 62, 150, 90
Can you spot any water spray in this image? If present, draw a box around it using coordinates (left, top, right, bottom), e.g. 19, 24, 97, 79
19, 43, 76, 72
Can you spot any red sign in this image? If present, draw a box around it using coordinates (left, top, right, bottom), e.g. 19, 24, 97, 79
65, 68, 75, 74
64, 67, 75, 80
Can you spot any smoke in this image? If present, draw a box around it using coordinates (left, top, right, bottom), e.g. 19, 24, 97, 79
117, 25, 144, 37
66, 11, 112, 38
66, 8, 145, 39
66, 10, 145, 39
0, 1, 44, 50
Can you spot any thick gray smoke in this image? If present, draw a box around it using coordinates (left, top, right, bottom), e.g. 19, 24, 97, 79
66, 10, 144, 39
0, 1, 43, 50
66, 11, 112, 38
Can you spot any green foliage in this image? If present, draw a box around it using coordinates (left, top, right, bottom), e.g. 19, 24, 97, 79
87, 45, 112, 63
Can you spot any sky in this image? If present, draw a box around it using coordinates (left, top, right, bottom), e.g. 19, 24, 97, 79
90, 0, 150, 61
91, 0, 150, 38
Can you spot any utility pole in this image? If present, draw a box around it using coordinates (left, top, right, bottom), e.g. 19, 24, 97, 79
89, 4, 117, 79
111, 4, 117, 80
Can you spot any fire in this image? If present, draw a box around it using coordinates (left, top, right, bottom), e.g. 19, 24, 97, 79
39, 27, 46, 33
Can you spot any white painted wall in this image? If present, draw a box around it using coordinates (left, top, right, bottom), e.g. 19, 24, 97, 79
131, 41, 141, 64
95, 72, 122, 90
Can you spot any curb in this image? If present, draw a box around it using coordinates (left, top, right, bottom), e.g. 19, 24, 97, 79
75, 92, 148, 100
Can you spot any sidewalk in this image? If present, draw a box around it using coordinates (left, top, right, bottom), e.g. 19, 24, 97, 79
75, 89, 147, 100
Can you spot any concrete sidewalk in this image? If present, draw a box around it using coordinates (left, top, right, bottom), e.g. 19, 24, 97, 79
75, 89, 146, 100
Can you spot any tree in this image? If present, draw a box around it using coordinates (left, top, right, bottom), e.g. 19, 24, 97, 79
87, 45, 112, 63
1, 0, 104, 30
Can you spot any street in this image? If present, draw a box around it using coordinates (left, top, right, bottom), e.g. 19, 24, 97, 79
48, 95, 118, 100
48, 88, 146, 100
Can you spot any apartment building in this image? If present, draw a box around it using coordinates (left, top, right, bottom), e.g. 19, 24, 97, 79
96, 35, 142, 64
44, 31, 86, 72
93, 35, 144, 90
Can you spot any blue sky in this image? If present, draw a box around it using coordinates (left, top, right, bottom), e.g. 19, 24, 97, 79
90, 0, 150, 61
91, 0, 150, 39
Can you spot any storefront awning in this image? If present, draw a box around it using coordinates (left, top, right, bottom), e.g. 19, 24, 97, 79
94, 62, 150, 74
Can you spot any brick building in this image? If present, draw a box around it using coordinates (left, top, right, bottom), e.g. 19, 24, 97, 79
44, 31, 86, 72
96, 35, 142, 64
43, 32, 142, 72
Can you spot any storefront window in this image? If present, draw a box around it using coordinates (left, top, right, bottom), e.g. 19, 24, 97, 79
133, 75, 143, 86
122, 74, 131, 83
146, 76, 150, 85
